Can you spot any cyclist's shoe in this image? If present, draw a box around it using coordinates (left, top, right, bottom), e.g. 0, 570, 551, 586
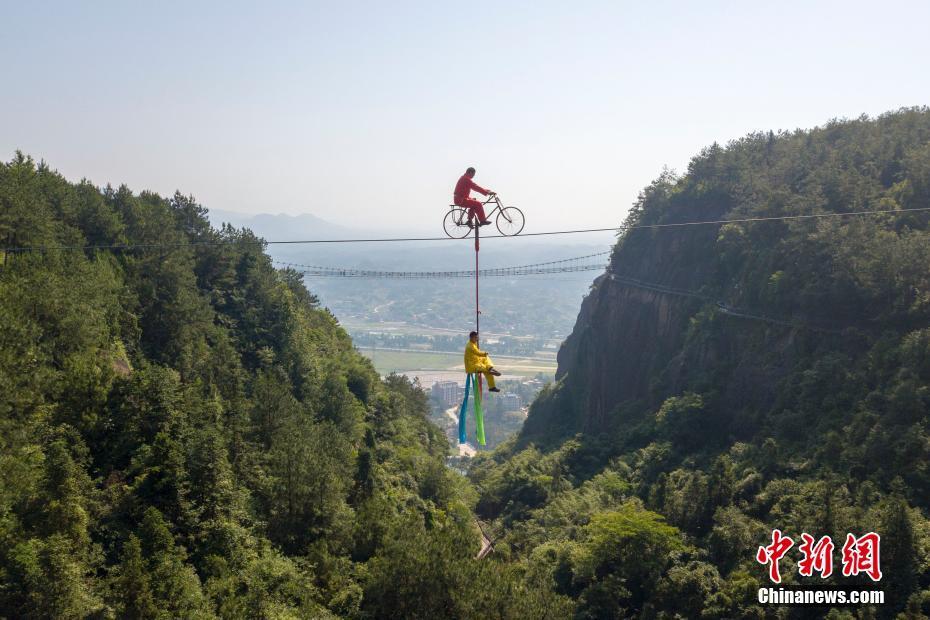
489, 387, 501, 393
489, 368, 502, 376
479, 220, 492, 226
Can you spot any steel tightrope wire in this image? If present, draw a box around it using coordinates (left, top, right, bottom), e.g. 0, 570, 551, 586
3, 207, 928, 253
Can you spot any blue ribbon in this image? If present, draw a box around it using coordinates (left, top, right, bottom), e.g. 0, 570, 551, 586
458, 373, 471, 444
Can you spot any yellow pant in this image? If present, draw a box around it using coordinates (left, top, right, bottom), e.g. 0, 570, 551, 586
469, 358, 496, 389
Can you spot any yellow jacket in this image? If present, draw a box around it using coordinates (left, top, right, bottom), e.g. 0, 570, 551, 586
464, 340, 491, 373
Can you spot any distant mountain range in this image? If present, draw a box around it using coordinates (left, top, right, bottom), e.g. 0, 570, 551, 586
207, 209, 357, 241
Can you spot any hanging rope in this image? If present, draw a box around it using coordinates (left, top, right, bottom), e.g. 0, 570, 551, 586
457, 225, 489, 447
475, 224, 480, 337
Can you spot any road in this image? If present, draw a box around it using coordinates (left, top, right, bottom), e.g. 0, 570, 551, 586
444, 406, 476, 457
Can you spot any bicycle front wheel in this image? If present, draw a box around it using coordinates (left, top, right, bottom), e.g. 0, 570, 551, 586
443, 208, 472, 239
495, 206, 525, 236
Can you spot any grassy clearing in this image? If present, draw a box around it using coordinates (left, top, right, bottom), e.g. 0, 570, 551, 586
364, 349, 463, 372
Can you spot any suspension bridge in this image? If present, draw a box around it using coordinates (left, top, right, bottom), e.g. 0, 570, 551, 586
275, 251, 611, 279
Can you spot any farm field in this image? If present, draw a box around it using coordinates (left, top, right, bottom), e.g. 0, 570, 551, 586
362, 347, 557, 378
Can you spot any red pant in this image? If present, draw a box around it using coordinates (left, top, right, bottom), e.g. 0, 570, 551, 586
456, 198, 487, 223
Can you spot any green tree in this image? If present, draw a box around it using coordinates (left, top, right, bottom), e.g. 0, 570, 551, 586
572, 503, 686, 616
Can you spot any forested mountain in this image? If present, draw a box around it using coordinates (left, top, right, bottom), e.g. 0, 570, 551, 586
470, 108, 930, 618
0, 155, 568, 618
4, 107, 930, 620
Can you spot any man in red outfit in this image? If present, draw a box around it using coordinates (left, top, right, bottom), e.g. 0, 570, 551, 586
454, 167, 495, 226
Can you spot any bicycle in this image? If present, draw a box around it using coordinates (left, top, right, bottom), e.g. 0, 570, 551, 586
443, 193, 525, 238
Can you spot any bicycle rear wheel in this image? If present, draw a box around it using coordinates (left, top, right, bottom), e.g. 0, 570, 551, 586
495, 206, 525, 236
443, 208, 472, 238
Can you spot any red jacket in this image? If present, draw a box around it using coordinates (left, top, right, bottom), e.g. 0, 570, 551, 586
454, 175, 489, 204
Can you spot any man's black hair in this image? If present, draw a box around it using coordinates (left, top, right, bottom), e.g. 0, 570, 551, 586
466, 167, 476, 175
469, 331, 478, 338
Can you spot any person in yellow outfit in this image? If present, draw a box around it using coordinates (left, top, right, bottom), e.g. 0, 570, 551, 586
464, 331, 502, 392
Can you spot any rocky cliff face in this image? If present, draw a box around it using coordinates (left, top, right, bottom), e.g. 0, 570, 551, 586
545, 231, 805, 441
524, 216, 717, 438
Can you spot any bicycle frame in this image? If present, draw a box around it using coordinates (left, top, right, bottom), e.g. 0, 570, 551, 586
450, 194, 503, 225
480, 194, 504, 219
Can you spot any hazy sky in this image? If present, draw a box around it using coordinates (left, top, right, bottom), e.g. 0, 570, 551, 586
3, 1, 929, 234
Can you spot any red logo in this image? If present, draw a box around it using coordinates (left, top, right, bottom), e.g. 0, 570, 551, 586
757, 530, 881, 583
841, 532, 882, 582
798, 533, 834, 578
756, 529, 794, 584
